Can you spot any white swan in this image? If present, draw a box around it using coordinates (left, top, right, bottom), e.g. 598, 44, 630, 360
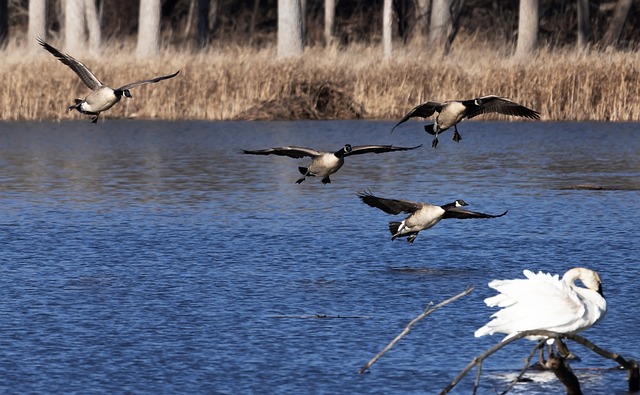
475, 267, 607, 341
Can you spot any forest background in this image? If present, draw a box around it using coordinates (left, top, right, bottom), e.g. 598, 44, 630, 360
1, 0, 640, 122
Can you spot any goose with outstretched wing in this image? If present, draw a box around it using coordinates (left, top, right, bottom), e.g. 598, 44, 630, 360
358, 190, 507, 243
38, 38, 179, 123
241, 144, 421, 184
391, 95, 540, 148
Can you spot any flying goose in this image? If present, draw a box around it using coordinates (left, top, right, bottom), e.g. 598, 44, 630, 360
357, 190, 507, 243
38, 38, 180, 124
391, 95, 540, 148
475, 267, 606, 342
241, 144, 421, 184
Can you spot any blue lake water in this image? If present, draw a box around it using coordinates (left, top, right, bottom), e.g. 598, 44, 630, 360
0, 120, 638, 394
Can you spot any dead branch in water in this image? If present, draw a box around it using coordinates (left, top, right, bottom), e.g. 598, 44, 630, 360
496, 340, 546, 395
358, 286, 474, 374
440, 330, 640, 395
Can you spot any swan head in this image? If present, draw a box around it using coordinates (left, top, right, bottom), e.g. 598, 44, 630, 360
563, 267, 604, 297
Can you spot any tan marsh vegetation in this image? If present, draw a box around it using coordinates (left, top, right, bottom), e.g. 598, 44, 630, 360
2, 39, 640, 122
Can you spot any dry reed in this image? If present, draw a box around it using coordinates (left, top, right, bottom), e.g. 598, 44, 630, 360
2, 37, 640, 122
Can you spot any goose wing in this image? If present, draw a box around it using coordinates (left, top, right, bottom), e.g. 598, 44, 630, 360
357, 190, 423, 215
390, 101, 445, 132
443, 207, 507, 219
464, 95, 540, 120
117, 70, 180, 91
38, 38, 103, 90
345, 144, 422, 156
241, 146, 322, 159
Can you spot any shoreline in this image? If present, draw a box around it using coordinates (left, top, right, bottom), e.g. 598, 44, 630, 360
3, 41, 640, 122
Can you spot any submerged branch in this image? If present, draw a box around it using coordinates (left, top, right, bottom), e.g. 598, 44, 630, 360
441, 330, 640, 394
546, 352, 582, 395
499, 341, 545, 395
358, 286, 474, 374
440, 331, 531, 394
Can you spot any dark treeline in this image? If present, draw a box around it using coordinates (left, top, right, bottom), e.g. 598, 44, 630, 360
5, 0, 640, 49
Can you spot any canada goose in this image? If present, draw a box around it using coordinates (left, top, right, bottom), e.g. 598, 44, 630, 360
475, 267, 606, 341
38, 38, 179, 124
241, 144, 421, 184
357, 190, 507, 243
391, 95, 540, 148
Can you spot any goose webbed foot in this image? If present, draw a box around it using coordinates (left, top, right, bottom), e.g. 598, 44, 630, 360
321, 177, 331, 185
91, 115, 99, 124
295, 177, 306, 184
431, 138, 439, 149
452, 129, 462, 142
407, 234, 418, 243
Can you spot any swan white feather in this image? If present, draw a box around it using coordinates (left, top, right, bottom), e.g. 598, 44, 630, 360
475, 267, 607, 341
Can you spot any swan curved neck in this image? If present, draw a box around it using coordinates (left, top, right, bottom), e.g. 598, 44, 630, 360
563, 267, 604, 297
562, 268, 583, 284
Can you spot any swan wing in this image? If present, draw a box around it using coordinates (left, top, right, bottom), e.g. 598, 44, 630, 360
477, 270, 587, 338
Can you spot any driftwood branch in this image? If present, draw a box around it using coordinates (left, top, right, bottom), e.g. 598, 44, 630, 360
472, 358, 483, 395
358, 286, 474, 374
441, 330, 640, 394
440, 330, 531, 394
498, 340, 545, 395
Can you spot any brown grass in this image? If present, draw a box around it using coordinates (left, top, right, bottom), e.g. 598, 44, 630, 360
2, 37, 640, 122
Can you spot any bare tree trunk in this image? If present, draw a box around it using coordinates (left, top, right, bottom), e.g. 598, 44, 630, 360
324, 0, 335, 46
137, 0, 161, 58
183, 0, 195, 38
300, 0, 307, 44
415, 0, 431, 42
277, 0, 303, 59
602, 0, 632, 48
443, 0, 463, 55
429, 0, 452, 46
29, 0, 47, 52
248, 0, 259, 44
515, 0, 539, 58
208, 0, 218, 31
65, 0, 85, 53
382, 0, 392, 58
0, 0, 8, 48
576, 0, 590, 49
197, 0, 210, 48
85, 0, 101, 54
